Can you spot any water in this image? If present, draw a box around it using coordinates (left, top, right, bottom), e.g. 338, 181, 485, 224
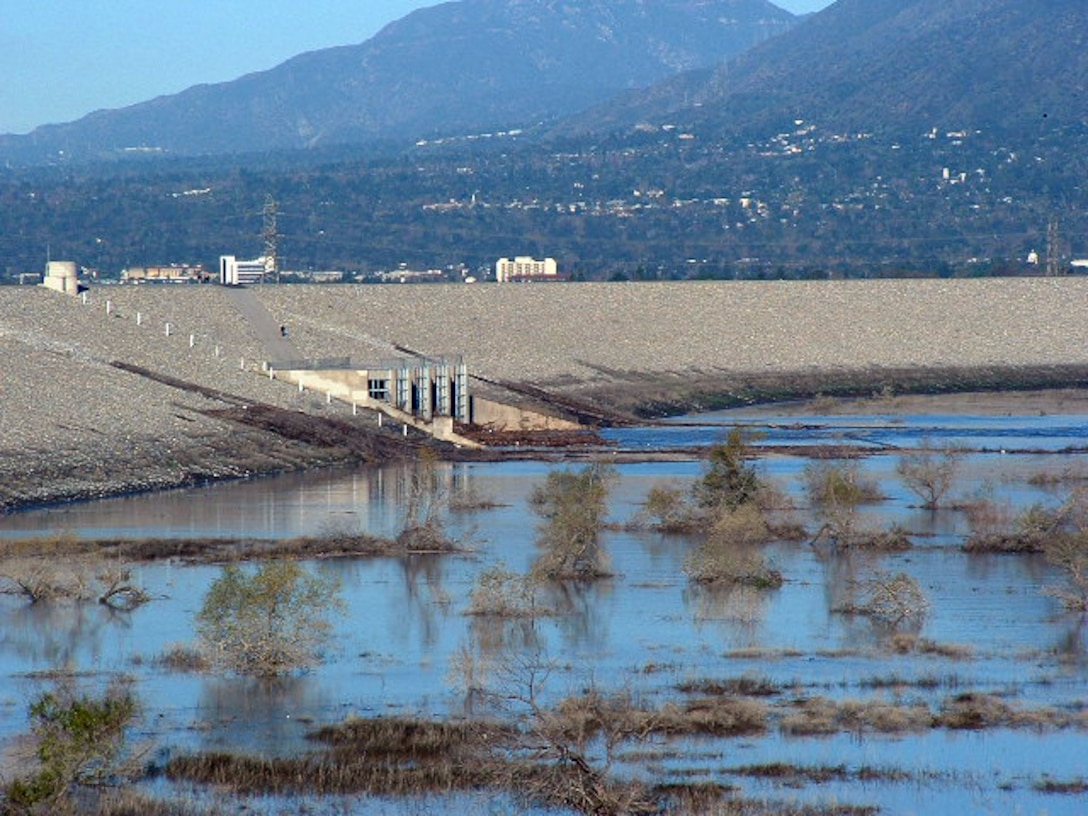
1, 410, 1087, 815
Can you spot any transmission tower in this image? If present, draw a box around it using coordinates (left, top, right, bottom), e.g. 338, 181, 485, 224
1046, 215, 1064, 277
262, 194, 280, 283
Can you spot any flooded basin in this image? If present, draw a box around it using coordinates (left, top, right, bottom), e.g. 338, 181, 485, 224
1, 407, 1087, 814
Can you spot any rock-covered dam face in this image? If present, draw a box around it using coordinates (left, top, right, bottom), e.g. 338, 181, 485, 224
2, 278, 1087, 509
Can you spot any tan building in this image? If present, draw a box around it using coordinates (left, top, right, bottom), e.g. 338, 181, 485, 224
122, 264, 209, 283
495, 256, 560, 283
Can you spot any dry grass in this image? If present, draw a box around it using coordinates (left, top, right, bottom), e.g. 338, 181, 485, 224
887, 632, 974, 659
677, 675, 783, 698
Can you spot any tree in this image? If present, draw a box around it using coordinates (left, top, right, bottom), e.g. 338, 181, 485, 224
692, 428, 763, 512
896, 439, 961, 509
4, 678, 138, 814
529, 463, 617, 581
196, 562, 343, 677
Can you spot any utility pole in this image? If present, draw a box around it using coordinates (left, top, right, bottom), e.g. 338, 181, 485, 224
262, 194, 279, 283
1046, 215, 1064, 277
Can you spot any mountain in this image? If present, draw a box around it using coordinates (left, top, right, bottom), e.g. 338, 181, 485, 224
0, 0, 794, 166
2, 0, 1086, 277
570, 0, 1088, 139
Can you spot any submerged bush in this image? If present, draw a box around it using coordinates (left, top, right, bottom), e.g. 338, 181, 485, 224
693, 428, 763, 513
4, 678, 138, 813
896, 440, 961, 509
529, 462, 617, 581
684, 505, 783, 589
468, 563, 540, 618
196, 561, 343, 677
804, 459, 884, 508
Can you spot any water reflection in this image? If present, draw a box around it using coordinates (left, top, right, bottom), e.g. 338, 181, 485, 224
2, 409, 1088, 815
684, 584, 770, 650
195, 675, 334, 756
0, 599, 129, 669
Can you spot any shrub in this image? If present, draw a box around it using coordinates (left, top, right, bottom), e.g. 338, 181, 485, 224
196, 562, 343, 676
529, 463, 616, 581
896, 439, 961, 509
804, 459, 883, 507
855, 571, 929, 625
684, 505, 783, 589
468, 563, 539, 618
4, 678, 138, 813
692, 428, 762, 512
635, 484, 699, 533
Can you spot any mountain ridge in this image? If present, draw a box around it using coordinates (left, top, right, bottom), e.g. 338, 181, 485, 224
569, 0, 1088, 139
0, 0, 794, 165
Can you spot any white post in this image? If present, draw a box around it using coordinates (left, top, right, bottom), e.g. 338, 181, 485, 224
377, 412, 382, 427
403, 424, 408, 437
164, 322, 171, 337
106, 300, 112, 315
189, 334, 195, 348
352, 403, 358, 416
136, 312, 142, 326
240, 357, 245, 370
298, 379, 304, 393
326, 391, 332, 405
215, 345, 221, 357
81, 292, 88, 305
269, 367, 275, 380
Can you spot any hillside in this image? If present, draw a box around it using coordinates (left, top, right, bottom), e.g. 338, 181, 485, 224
572, 0, 1088, 138
0, 0, 794, 165
2, 0, 1086, 276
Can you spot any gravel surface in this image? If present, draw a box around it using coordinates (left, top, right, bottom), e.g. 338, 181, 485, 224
259, 278, 1088, 383
2, 278, 1087, 510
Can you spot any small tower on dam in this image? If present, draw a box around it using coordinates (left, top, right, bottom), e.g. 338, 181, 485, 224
41, 261, 81, 295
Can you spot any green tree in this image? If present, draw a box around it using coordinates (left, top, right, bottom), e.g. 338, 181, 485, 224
529, 463, 617, 581
196, 562, 343, 677
693, 428, 762, 512
4, 679, 138, 814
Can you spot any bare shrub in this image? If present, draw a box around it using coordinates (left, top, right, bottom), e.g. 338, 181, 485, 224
962, 496, 1034, 552
0, 550, 150, 611
467, 563, 541, 618
530, 462, 616, 581
396, 449, 461, 551
896, 439, 961, 509
1039, 490, 1088, 611
837, 571, 928, 626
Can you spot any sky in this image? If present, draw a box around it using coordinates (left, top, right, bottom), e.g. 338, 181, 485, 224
0, 0, 834, 136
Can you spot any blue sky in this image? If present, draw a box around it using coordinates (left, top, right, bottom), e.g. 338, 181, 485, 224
1, 0, 833, 135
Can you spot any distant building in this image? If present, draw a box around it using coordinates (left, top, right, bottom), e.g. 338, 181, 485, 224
219, 255, 270, 286
495, 256, 561, 283
41, 261, 80, 296
123, 264, 209, 283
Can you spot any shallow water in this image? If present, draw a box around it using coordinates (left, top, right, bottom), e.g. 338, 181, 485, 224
1, 411, 1087, 815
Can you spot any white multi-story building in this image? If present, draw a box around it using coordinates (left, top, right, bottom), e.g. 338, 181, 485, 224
495, 256, 559, 283
219, 255, 270, 286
